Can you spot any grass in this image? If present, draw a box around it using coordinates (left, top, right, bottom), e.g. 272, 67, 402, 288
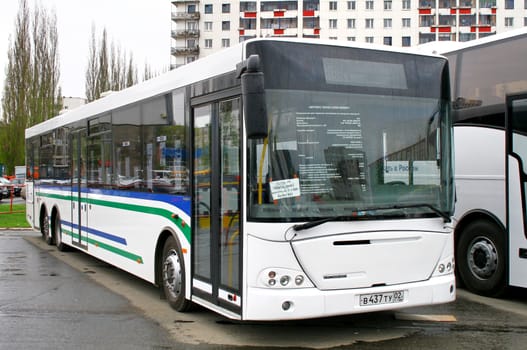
0, 203, 31, 228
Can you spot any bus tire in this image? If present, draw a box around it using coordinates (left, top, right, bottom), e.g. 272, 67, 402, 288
161, 235, 192, 312
42, 209, 53, 245
54, 211, 68, 252
456, 220, 506, 296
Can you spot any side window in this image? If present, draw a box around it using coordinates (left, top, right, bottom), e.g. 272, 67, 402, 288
39, 133, 54, 182
87, 115, 112, 188
143, 91, 188, 194
54, 127, 70, 181
113, 105, 143, 190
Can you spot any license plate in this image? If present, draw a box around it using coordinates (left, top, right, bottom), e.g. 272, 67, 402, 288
359, 290, 406, 306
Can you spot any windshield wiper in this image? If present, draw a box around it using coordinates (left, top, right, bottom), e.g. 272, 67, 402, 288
292, 203, 450, 231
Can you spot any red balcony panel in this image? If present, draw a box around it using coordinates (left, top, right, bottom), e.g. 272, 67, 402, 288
419, 8, 432, 15
459, 8, 471, 14
479, 26, 492, 33
314, 28, 320, 35
274, 10, 285, 17
274, 28, 284, 35
450, 9, 456, 14
303, 10, 315, 17
439, 26, 451, 33
470, 26, 477, 32
239, 29, 245, 35
492, 8, 496, 14
431, 27, 436, 33
245, 11, 257, 18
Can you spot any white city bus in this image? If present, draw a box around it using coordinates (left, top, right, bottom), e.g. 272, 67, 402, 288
441, 28, 527, 296
25, 38, 455, 321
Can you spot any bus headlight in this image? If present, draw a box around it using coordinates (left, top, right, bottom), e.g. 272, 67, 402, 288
433, 256, 455, 277
259, 268, 313, 288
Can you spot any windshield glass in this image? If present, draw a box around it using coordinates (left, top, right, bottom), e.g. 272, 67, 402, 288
246, 42, 453, 222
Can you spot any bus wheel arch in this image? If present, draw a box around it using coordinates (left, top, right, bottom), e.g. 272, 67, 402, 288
40, 204, 53, 245
156, 230, 192, 312
455, 212, 507, 296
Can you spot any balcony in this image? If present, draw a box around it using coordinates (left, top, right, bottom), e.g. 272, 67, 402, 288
171, 29, 200, 39
171, 12, 200, 21
171, 46, 200, 56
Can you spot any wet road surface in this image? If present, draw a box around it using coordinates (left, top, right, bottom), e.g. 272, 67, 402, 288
2, 229, 527, 349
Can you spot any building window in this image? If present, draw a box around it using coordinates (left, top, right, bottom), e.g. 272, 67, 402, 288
383, 36, 392, 45
505, 17, 514, 26
347, 18, 356, 28
402, 18, 411, 27
525, 17, 527, 26
365, 36, 374, 43
366, 1, 374, 10
505, 0, 514, 9
222, 39, 230, 48
365, 18, 374, 28
205, 39, 213, 48
222, 3, 231, 13
186, 57, 196, 64
384, 0, 392, 10
403, 0, 411, 9
187, 4, 196, 13
329, 19, 338, 28
330, 1, 338, 10
222, 21, 230, 31
329, 36, 338, 40
204, 4, 213, 14
402, 36, 411, 46
348, 1, 356, 10
205, 21, 213, 31
384, 18, 392, 28
347, 36, 356, 41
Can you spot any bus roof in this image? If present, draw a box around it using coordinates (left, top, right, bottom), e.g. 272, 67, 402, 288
26, 38, 444, 139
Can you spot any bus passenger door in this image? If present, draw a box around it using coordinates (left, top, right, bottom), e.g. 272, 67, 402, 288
192, 96, 242, 316
506, 93, 527, 288
71, 130, 88, 250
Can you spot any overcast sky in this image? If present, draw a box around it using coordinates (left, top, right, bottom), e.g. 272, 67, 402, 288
0, 0, 171, 99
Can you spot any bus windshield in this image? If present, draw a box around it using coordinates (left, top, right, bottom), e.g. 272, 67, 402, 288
247, 42, 453, 222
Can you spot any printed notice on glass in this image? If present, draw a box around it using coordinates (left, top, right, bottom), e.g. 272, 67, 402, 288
270, 178, 301, 200
296, 105, 365, 194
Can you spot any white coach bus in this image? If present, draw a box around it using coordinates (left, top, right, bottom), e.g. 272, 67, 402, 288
441, 28, 527, 296
25, 38, 455, 320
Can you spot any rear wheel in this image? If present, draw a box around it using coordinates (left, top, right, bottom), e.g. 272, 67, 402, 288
54, 212, 68, 251
161, 235, 192, 312
41, 210, 53, 245
456, 220, 506, 296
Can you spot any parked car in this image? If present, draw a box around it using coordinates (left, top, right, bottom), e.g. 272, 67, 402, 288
0, 177, 11, 200
10, 178, 24, 197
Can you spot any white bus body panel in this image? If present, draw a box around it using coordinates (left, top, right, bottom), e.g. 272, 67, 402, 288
244, 219, 455, 320
454, 126, 506, 225
508, 156, 527, 288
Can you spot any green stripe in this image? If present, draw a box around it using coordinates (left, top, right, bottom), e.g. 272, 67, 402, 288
63, 228, 143, 264
37, 191, 191, 243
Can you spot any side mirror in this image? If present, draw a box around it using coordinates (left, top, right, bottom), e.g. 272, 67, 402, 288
237, 55, 268, 139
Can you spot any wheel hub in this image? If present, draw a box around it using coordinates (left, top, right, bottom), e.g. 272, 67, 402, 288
163, 249, 182, 299
468, 238, 498, 279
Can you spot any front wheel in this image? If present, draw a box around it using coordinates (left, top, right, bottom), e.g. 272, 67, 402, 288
456, 220, 506, 296
161, 235, 192, 312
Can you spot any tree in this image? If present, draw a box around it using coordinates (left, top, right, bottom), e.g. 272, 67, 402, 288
0, 0, 61, 175
85, 26, 139, 102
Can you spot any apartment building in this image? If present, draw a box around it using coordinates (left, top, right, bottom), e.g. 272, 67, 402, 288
170, 0, 527, 68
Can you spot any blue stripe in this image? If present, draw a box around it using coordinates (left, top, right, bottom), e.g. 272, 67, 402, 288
63, 220, 127, 245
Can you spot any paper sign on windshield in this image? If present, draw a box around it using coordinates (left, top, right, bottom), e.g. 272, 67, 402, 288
270, 178, 301, 200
